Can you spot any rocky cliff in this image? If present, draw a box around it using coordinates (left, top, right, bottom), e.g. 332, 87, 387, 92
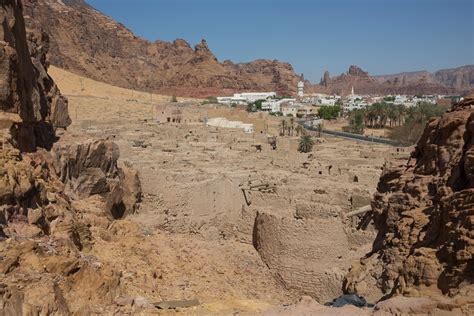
375, 65, 474, 92
0, 1, 141, 313
22, 0, 300, 97
344, 96, 474, 305
312, 65, 467, 96
0, 0, 71, 152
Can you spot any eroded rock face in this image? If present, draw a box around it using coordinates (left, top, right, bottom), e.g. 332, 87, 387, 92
344, 96, 474, 302
0, 0, 71, 152
50, 138, 142, 218
0, 2, 141, 313
310, 65, 460, 96
22, 0, 300, 97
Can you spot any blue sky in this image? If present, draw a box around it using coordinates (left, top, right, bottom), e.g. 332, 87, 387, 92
87, 0, 473, 82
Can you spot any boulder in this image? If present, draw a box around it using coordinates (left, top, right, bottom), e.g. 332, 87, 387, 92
51, 138, 141, 218
344, 96, 474, 302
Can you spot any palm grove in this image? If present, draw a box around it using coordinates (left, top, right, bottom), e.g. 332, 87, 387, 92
318, 102, 448, 145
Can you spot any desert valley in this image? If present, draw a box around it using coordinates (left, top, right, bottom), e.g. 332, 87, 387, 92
0, 0, 473, 315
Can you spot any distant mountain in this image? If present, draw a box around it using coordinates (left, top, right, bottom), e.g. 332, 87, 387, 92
312, 65, 474, 96
375, 65, 474, 92
23, 0, 300, 97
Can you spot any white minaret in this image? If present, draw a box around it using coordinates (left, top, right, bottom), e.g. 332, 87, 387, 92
298, 80, 304, 98
351, 86, 355, 95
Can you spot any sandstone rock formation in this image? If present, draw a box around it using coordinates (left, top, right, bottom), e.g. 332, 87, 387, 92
0, 0, 71, 152
311, 65, 463, 96
375, 65, 474, 92
22, 0, 300, 97
344, 96, 474, 304
0, 1, 141, 313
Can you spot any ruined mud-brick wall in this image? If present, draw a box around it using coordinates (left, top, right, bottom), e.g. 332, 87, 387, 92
344, 96, 474, 302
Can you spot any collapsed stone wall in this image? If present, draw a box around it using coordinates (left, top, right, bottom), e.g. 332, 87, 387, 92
344, 96, 474, 302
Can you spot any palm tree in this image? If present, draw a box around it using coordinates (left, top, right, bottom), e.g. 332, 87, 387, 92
295, 125, 306, 136
289, 117, 295, 136
397, 104, 406, 126
298, 135, 314, 153
280, 119, 287, 136
387, 106, 398, 127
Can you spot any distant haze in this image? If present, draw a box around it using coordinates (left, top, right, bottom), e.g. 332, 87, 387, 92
88, 0, 473, 82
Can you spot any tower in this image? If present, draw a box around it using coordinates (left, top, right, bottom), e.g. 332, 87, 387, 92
297, 81, 304, 98
351, 86, 355, 95
297, 74, 305, 98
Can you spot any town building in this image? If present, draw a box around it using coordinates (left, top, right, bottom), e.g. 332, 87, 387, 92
155, 103, 204, 124
298, 81, 304, 98
206, 117, 254, 133
261, 98, 296, 113
281, 104, 298, 117
342, 87, 368, 112
297, 105, 317, 117
155, 104, 182, 123
312, 94, 342, 106
217, 92, 276, 105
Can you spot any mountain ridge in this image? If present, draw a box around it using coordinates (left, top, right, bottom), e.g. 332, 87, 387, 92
23, 0, 473, 97
23, 0, 300, 98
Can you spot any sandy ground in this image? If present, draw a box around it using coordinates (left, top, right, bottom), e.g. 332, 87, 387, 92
51, 68, 410, 314
49, 66, 199, 124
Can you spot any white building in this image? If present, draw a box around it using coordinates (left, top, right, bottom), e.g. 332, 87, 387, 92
317, 94, 342, 106
281, 104, 299, 117
393, 95, 438, 108
343, 87, 368, 112
206, 117, 254, 133
217, 92, 276, 105
298, 81, 304, 98
261, 98, 296, 113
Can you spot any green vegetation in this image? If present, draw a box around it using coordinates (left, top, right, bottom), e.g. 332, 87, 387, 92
346, 109, 365, 134
383, 96, 395, 102
269, 111, 283, 116
340, 101, 448, 144
318, 105, 341, 120
246, 99, 266, 112
202, 96, 218, 104
389, 102, 448, 145
272, 95, 292, 100
298, 135, 315, 153
279, 117, 296, 136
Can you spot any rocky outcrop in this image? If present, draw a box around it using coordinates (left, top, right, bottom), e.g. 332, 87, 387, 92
0, 1, 141, 313
51, 138, 141, 218
22, 0, 300, 97
311, 65, 468, 96
348, 65, 369, 77
344, 96, 474, 303
0, 0, 71, 152
434, 65, 474, 91
375, 65, 474, 92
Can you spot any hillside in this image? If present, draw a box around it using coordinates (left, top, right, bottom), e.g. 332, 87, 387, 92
48, 65, 199, 125
313, 65, 474, 96
23, 0, 300, 98
375, 65, 474, 91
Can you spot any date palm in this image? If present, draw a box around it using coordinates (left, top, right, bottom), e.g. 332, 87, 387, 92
298, 135, 314, 153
